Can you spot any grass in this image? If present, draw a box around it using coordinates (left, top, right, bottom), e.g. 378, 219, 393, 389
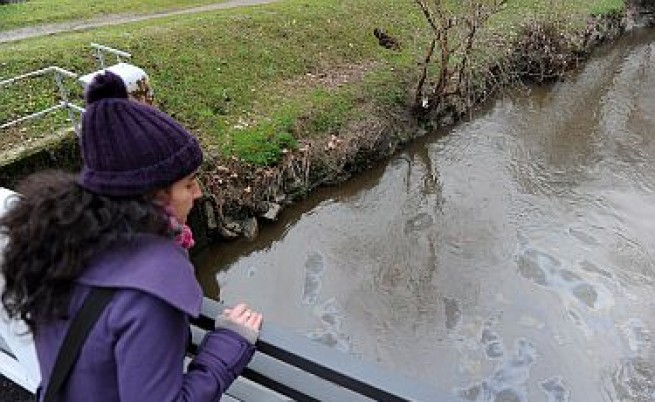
504, 0, 623, 15
0, 0, 625, 166
0, 0, 229, 32
587, 0, 625, 15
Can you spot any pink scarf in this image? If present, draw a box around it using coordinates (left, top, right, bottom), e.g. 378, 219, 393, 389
164, 206, 195, 249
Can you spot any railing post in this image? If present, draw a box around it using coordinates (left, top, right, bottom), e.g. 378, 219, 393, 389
53, 69, 81, 137
0, 66, 82, 133
90, 43, 132, 69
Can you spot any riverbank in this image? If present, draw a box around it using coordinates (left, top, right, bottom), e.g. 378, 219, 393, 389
0, 0, 627, 244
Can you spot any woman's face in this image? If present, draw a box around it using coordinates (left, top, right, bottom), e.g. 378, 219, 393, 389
156, 172, 202, 223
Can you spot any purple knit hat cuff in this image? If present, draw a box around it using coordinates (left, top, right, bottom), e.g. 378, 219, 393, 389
78, 140, 203, 196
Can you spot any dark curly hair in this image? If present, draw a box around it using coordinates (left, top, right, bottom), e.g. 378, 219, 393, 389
1, 170, 173, 333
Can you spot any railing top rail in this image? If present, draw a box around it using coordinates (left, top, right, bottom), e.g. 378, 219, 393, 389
0, 104, 66, 130
0, 66, 77, 88
90, 43, 132, 59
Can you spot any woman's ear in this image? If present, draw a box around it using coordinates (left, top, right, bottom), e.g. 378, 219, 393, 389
152, 188, 171, 206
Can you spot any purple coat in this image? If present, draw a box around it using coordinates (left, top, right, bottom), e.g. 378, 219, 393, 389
35, 234, 254, 402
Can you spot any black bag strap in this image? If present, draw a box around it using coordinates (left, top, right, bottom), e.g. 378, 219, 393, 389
42, 287, 116, 402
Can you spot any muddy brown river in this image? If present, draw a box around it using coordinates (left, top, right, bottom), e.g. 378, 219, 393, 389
193, 29, 655, 401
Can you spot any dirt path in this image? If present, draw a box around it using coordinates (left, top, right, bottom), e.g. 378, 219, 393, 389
0, 0, 278, 44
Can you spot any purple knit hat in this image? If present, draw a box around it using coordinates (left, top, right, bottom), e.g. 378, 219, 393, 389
78, 71, 203, 196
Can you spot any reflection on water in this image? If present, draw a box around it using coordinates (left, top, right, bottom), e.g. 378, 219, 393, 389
193, 29, 655, 401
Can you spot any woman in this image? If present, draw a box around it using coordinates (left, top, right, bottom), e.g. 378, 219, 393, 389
0, 71, 262, 401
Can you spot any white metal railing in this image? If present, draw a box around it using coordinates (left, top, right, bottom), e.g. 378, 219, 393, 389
0, 66, 83, 135
90, 43, 132, 69
0, 43, 141, 137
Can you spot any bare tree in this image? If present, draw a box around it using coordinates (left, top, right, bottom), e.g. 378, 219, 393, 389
413, 0, 508, 117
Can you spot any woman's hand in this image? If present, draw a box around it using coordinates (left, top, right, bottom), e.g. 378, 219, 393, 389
222, 303, 263, 332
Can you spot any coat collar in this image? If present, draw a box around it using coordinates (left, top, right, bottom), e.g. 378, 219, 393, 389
77, 234, 202, 317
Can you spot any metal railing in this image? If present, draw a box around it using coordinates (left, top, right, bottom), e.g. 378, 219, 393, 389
0, 66, 83, 136
194, 298, 458, 402
90, 43, 132, 69
0, 43, 135, 137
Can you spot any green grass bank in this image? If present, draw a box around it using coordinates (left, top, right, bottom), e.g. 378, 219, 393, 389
0, 0, 626, 238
